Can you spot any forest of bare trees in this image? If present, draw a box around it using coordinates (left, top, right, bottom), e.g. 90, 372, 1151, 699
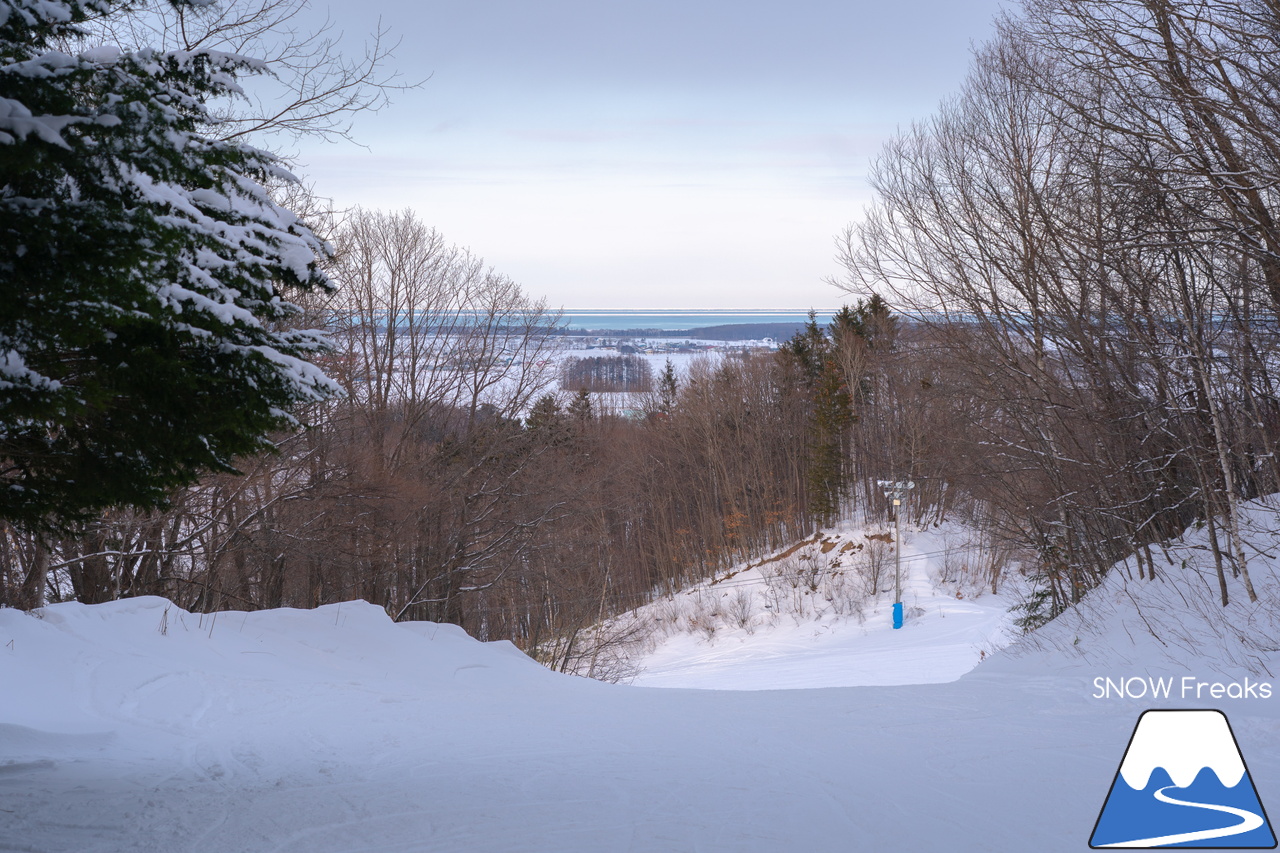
0, 208, 903, 662
837, 0, 1280, 624
0, 242, 972, 664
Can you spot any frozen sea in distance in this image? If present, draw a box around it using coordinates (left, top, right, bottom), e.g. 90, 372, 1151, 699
559, 309, 837, 331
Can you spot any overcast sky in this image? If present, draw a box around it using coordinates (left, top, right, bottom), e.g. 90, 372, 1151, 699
295, 1, 1007, 309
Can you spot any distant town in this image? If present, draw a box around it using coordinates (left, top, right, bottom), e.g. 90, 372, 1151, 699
568, 335, 780, 356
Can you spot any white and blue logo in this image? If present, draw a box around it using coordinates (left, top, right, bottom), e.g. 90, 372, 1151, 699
1091, 709, 1276, 848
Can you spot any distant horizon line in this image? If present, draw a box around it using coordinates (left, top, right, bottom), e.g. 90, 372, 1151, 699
556, 307, 840, 312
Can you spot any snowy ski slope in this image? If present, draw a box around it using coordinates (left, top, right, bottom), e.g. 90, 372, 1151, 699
2, 501, 1279, 851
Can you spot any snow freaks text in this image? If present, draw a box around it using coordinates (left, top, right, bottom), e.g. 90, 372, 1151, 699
1092, 676, 1273, 701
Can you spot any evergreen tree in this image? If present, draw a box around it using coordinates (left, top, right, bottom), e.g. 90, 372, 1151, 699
807, 358, 853, 524
830, 295, 897, 354
525, 394, 563, 431
780, 309, 829, 384
525, 393, 571, 447
830, 294, 898, 404
657, 358, 678, 414
0, 0, 337, 528
567, 388, 593, 423
780, 310, 853, 525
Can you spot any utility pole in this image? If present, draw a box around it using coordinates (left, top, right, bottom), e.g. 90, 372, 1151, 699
877, 479, 915, 629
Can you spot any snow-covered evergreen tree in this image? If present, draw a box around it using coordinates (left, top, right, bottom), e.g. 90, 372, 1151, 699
0, 0, 338, 527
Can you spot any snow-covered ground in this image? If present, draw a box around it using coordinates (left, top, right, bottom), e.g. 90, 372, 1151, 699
626, 522, 1018, 689
2, 503, 1279, 852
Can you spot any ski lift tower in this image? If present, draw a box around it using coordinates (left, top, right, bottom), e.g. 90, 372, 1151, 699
877, 479, 915, 629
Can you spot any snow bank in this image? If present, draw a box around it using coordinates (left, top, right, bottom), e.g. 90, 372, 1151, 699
0, 595, 555, 773
1, 596, 547, 711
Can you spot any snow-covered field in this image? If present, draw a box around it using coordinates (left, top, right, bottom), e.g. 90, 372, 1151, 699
2, 503, 1279, 852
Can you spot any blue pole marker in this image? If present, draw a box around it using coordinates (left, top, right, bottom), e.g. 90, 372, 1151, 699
1090, 709, 1276, 848
892, 601, 903, 630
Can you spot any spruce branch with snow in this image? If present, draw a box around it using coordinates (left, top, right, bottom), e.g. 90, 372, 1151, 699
0, 0, 339, 528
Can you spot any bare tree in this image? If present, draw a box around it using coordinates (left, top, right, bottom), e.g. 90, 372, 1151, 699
82, 0, 415, 149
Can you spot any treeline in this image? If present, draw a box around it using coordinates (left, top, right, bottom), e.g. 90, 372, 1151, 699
2, 210, 906, 663
0, 271, 1036, 645
561, 355, 653, 393
837, 0, 1280, 623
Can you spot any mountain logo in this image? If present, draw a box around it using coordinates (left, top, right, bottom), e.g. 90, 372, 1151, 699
1090, 709, 1276, 848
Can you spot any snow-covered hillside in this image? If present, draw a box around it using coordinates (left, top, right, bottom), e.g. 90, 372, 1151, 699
2, 501, 1279, 852
994, 497, 1280, 680
623, 521, 1018, 689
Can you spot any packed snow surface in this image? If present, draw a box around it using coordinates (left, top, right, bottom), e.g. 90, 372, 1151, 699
3, 501, 1280, 852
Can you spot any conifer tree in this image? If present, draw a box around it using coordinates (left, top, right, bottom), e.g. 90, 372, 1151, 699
781, 310, 853, 525
525, 393, 571, 448
657, 359, 678, 414
567, 389, 593, 423
0, 0, 337, 528
807, 358, 852, 524
525, 394, 563, 431
782, 310, 829, 385
830, 294, 898, 405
